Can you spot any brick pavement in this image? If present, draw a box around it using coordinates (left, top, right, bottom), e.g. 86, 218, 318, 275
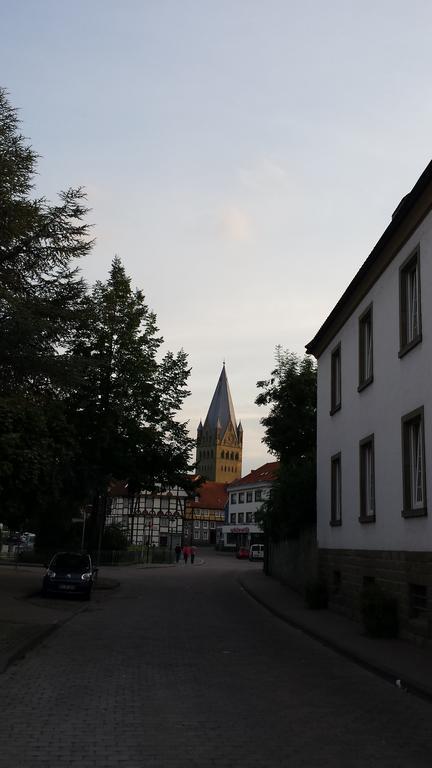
0, 565, 118, 673
1, 554, 432, 767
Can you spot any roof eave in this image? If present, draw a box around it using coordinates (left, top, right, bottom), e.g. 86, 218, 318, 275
306, 159, 432, 359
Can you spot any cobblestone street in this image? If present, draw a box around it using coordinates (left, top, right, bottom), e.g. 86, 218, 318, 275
1, 552, 432, 767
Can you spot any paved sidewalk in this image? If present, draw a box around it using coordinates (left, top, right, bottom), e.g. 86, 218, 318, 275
239, 569, 432, 702
0, 565, 119, 673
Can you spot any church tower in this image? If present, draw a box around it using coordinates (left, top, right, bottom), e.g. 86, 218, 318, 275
196, 364, 243, 482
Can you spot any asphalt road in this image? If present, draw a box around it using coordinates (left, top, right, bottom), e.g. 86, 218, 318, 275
1, 550, 431, 768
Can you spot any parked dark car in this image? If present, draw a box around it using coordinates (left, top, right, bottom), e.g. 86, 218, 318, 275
42, 552, 96, 599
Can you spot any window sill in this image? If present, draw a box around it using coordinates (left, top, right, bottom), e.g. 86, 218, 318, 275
402, 507, 427, 519
330, 403, 341, 416
399, 333, 422, 359
330, 519, 342, 527
358, 514, 376, 524
358, 376, 373, 393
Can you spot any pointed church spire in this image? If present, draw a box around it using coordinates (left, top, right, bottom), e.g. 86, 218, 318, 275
203, 364, 237, 435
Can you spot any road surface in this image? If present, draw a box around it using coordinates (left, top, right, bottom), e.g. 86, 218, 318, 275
1, 550, 431, 767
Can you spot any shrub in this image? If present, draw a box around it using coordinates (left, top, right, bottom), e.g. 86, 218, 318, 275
305, 577, 328, 609
102, 524, 128, 551
361, 584, 399, 638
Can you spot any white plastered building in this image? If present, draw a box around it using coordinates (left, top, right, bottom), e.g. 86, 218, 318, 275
306, 160, 432, 639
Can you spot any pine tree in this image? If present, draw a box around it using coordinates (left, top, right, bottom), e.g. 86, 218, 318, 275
0, 88, 92, 534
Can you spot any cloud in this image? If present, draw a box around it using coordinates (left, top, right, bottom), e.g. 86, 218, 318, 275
220, 205, 253, 242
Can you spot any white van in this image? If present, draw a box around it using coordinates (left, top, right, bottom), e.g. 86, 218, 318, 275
249, 544, 264, 561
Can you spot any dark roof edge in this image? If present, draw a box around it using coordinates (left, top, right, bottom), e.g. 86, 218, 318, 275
306, 159, 432, 358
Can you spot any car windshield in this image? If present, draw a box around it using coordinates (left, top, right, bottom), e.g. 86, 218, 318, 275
52, 554, 90, 570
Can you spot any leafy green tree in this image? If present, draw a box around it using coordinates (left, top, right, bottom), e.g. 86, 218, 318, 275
0, 88, 92, 535
68, 257, 194, 533
255, 348, 317, 539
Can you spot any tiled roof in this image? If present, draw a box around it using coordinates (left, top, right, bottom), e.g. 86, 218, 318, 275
187, 481, 228, 510
227, 461, 280, 489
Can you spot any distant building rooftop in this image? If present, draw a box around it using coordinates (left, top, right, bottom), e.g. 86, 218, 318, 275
227, 461, 280, 488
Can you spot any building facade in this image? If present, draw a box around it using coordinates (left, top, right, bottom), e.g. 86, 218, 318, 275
306, 160, 432, 640
107, 483, 187, 549
196, 364, 243, 482
184, 480, 227, 546
216, 462, 278, 550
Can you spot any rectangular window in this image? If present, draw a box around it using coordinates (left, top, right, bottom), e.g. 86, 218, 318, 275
230, 513, 236, 524
246, 512, 253, 523
254, 490, 262, 502
231, 493, 237, 505
330, 453, 342, 525
202, 529, 209, 540
238, 513, 244, 523
246, 491, 252, 503
210, 521, 215, 529
194, 520, 200, 529
330, 343, 341, 413
238, 492, 244, 504
359, 435, 375, 522
402, 407, 427, 517
400, 249, 422, 356
358, 306, 373, 390
202, 520, 208, 529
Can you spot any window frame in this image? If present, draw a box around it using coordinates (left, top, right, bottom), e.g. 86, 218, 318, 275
238, 492, 244, 504
246, 491, 252, 503
254, 489, 262, 502
399, 248, 422, 358
330, 342, 342, 415
231, 493, 237, 505
330, 452, 342, 526
359, 434, 376, 523
401, 406, 427, 518
358, 304, 373, 391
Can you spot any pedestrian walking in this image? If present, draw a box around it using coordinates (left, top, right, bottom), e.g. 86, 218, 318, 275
175, 544, 182, 563
190, 545, 196, 564
182, 544, 190, 564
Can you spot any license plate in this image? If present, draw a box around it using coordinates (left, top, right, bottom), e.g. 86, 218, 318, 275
59, 584, 75, 591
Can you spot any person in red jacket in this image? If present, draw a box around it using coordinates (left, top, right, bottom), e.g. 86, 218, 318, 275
182, 544, 190, 564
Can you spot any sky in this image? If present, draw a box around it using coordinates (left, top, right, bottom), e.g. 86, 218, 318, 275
2, 0, 432, 473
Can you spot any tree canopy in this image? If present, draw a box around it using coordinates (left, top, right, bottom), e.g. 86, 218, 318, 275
0, 88, 193, 544
255, 348, 317, 539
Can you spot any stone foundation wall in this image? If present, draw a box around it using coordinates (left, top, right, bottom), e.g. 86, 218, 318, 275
267, 528, 318, 594
320, 548, 432, 641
